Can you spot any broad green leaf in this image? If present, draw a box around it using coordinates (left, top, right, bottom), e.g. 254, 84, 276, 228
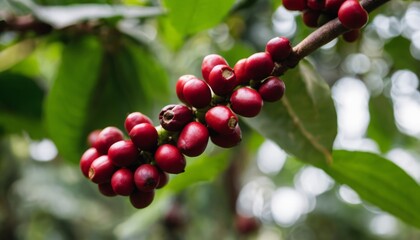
163, 0, 236, 35
384, 37, 420, 76
323, 150, 420, 228
244, 60, 337, 166
0, 39, 36, 72
45, 36, 103, 162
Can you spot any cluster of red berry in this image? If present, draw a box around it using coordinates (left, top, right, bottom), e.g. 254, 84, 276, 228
283, 0, 369, 42
79, 36, 291, 209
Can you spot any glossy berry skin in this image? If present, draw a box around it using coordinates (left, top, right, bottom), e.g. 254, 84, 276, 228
87, 129, 101, 147
343, 29, 360, 42
201, 54, 229, 81
338, 0, 368, 29
111, 168, 135, 196
258, 76, 286, 102
302, 10, 321, 28
245, 52, 274, 81
134, 164, 160, 192
183, 78, 212, 108
234, 58, 251, 85
130, 190, 155, 209
124, 112, 153, 133
265, 37, 292, 62
282, 0, 306, 11
208, 64, 237, 96
325, 0, 346, 13
307, 0, 325, 10
155, 144, 186, 174
98, 182, 117, 197
159, 104, 193, 131
89, 155, 116, 184
108, 140, 138, 167
129, 123, 158, 151
156, 170, 169, 189
210, 125, 242, 148
230, 87, 263, 118
93, 127, 124, 155
177, 122, 209, 157
205, 105, 238, 135
80, 147, 100, 178
176, 75, 196, 103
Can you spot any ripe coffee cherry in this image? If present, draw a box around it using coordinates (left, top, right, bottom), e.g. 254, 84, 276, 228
130, 190, 155, 209
325, 0, 346, 13
93, 126, 124, 155
157, 170, 169, 189
205, 105, 238, 134
307, 0, 325, 10
155, 144, 186, 174
129, 123, 158, 151
98, 182, 117, 197
258, 76, 286, 102
183, 78, 212, 108
265, 37, 292, 62
80, 147, 100, 178
343, 29, 360, 42
302, 10, 321, 28
338, 0, 368, 29
245, 52, 274, 81
210, 124, 242, 148
230, 87, 263, 118
124, 112, 153, 133
235, 214, 260, 235
134, 164, 160, 192
108, 140, 138, 167
201, 54, 229, 81
89, 155, 116, 184
177, 122, 209, 157
111, 168, 135, 196
234, 58, 251, 85
176, 75, 196, 103
208, 64, 237, 96
282, 0, 306, 11
87, 129, 101, 147
159, 104, 193, 131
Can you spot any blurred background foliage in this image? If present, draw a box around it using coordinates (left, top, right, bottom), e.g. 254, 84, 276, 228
1, 0, 420, 239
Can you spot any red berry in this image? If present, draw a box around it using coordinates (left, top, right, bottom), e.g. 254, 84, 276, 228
89, 155, 116, 184
183, 78, 212, 108
343, 29, 360, 42
307, 0, 325, 10
205, 105, 238, 135
325, 0, 346, 13
210, 125, 242, 148
234, 58, 251, 85
130, 190, 155, 209
230, 87, 263, 118
258, 76, 286, 102
201, 54, 229, 81
124, 112, 153, 133
155, 144, 186, 174
265, 37, 292, 62
134, 164, 160, 192
93, 126, 124, 155
282, 0, 307, 11
235, 214, 260, 235
245, 52, 274, 81
87, 129, 101, 147
177, 122, 209, 157
80, 147, 100, 178
208, 64, 237, 96
98, 182, 117, 197
108, 140, 138, 167
156, 170, 169, 189
111, 168, 135, 196
159, 104, 193, 131
302, 10, 321, 28
176, 75, 197, 103
338, 0, 368, 29
129, 123, 158, 151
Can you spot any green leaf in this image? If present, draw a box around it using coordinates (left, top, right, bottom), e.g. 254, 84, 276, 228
244, 59, 337, 166
45, 36, 104, 162
384, 37, 420, 76
0, 39, 37, 72
323, 150, 420, 228
163, 0, 236, 35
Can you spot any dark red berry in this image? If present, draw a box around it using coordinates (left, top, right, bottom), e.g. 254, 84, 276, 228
208, 64, 237, 96
210, 125, 242, 148
338, 0, 368, 29
201, 54, 229, 81
130, 190, 155, 209
183, 78, 212, 108
125, 112, 153, 133
235, 214, 260, 235
129, 123, 158, 151
157, 170, 169, 189
177, 122, 209, 157
234, 58, 251, 85
265, 37, 292, 62
89, 155, 116, 184
205, 105, 238, 135
230, 87, 263, 118
245, 52, 274, 81
98, 182, 117, 197
258, 76, 286, 102
325, 0, 346, 13
80, 147, 100, 178
87, 129, 101, 147
159, 104, 193, 131
307, 0, 325, 10
176, 75, 197, 103
155, 144, 186, 174
108, 140, 138, 167
282, 0, 307, 11
134, 164, 160, 192
343, 29, 360, 42
93, 126, 124, 155
111, 168, 135, 196
302, 10, 321, 28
